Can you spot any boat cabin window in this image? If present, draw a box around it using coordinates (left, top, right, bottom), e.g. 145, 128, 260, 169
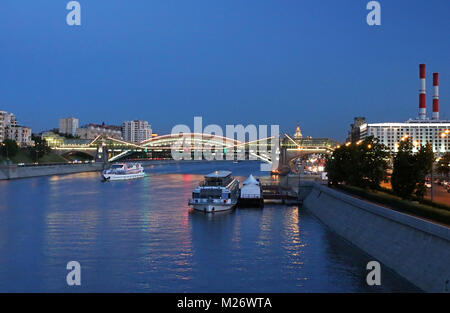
110, 164, 124, 169
199, 189, 223, 199
204, 176, 232, 186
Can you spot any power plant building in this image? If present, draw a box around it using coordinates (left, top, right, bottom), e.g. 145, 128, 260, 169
353, 64, 450, 154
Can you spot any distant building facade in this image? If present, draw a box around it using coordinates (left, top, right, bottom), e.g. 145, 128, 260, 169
0, 110, 32, 146
59, 117, 79, 136
7, 125, 32, 147
346, 117, 366, 143
76, 123, 122, 140
122, 120, 152, 143
0, 111, 16, 142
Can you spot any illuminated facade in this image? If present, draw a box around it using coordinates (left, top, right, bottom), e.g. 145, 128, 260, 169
41, 132, 65, 148
359, 120, 450, 154
293, 125, 303, 140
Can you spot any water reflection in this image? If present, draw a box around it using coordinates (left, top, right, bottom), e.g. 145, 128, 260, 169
0, 161, 418, 292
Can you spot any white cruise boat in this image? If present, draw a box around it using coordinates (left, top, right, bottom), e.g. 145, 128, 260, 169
102, 163, 145, 181
188, 171, 240, 213
239, 175, 263, 207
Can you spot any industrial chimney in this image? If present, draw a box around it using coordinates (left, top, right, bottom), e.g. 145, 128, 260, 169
419, 64, 427, 120
432, 72, 439, 120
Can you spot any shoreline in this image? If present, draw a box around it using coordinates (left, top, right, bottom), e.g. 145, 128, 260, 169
301, 181, 450, 292
0, 159, 262, 180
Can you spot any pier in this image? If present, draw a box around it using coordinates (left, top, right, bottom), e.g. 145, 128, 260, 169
252, 174, 325, 205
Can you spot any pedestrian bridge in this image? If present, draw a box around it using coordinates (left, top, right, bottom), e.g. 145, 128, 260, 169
50, 133, 339, 169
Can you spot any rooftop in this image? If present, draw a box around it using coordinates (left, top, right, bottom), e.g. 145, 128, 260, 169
204, 170, 232, 178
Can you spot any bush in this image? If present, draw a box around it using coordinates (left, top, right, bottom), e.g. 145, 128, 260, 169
337, 184, 450, 226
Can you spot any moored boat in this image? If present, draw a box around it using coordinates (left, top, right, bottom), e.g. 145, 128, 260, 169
188, 171, 240, 213
102, 163, 145, 181
239, 175, 264, 208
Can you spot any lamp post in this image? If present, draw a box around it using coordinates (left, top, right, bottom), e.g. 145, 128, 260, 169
434, 130, 450, 202
1, 142, 9, 162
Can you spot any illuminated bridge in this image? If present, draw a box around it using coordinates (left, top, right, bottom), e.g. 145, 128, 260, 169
49, 130, 339, 170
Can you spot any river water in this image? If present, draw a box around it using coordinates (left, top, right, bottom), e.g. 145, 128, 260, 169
0, 161, 418, 292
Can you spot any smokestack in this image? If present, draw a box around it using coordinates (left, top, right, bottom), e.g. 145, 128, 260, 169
419, 64, 426, 120
432, 73, 439, 120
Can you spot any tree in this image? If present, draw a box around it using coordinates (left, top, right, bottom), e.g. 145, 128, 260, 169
358, 137, 390, 189
391, 140, 417, 199
391, 140, 434, 200
436, 152, 450, 177
414, 143, 434, 200
1, 139, 19, 158
29, 135, 51, 161
325, 136, 389, 189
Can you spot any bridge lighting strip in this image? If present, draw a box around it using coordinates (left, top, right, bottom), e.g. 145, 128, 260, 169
88, 135, 102, 146
286, 148, 328, 152
284, 133, 301, 148
250, 152, 272, 163
109, 150, 132, 162
53, 147, 97, 150
140, 133, 241, 146
104, 137, 144, 149
223, 136, 275, 149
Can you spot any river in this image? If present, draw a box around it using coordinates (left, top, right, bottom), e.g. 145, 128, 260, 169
0, 161, 418, 292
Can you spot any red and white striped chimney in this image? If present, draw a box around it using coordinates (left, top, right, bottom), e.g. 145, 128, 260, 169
419, 64, 427, 120
432, 72, 439, 120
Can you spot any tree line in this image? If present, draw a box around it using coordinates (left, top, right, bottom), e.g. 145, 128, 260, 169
0, 135, 52, 163
325, 136, 448, 201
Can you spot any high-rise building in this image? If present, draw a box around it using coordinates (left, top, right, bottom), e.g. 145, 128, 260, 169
122, 120, 152, 144
0, 111, 16, 142
59, 117, 79, 136
347, 117, 366, 143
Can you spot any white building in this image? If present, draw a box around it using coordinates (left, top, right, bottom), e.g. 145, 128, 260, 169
59, 117, 79, 136
7, 125, 32, 147
122, 120, 152, 144
0, 111, 32, 146
0, 111, 16, 142
360, 120, 450, 154
76, 123, 122, 140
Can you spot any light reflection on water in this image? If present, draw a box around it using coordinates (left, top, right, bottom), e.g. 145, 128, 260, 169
0, 161, 419, 292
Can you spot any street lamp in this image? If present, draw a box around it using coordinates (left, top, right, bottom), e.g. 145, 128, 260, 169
432, 130, 449, 202
1, 142, 9, 162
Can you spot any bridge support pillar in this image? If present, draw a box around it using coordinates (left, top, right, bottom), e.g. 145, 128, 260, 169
95, 141, 109, 164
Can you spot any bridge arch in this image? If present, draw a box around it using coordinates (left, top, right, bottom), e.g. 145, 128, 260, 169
60, 150, 95, 161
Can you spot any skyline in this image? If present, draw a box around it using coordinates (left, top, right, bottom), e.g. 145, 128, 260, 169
1, 1, 450, 141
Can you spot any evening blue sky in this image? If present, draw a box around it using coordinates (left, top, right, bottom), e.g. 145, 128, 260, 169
0, 1, 449, 141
